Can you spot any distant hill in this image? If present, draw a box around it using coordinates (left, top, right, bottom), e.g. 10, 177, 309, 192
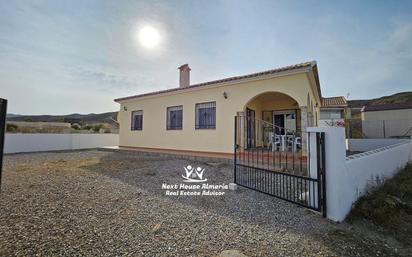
7, 91, 411, 123
7, 111, 118, 124
348, 91, 412, 108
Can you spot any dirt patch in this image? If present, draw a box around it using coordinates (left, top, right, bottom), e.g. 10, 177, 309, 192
0, 150, 407, 256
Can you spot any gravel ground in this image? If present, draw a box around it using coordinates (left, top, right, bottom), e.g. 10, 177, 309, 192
0, 150, 406, 256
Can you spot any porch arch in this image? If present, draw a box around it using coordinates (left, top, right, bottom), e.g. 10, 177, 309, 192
242, 91, 301, 128
243, 91, 300, 113
238, 91, 307, 149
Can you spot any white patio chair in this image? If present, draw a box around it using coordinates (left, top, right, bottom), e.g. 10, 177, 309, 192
272, 134, 281, 152
293, 137, 301, 152
286, 135, 295, 151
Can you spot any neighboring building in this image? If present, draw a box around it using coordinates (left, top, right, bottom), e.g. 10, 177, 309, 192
319, 96, 348, 127
361, 103, 412, 138
115, 61, 330, 154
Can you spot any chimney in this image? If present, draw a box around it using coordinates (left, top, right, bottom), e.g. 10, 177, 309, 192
178, 64, 191, 88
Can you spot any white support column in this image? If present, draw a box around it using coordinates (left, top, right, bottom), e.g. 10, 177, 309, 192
307, 126, 347, 222
300, 106, 308, 154
308, 131, 319, 209
237, 111, 245, 149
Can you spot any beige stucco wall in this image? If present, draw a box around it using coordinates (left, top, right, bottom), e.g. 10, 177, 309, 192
361, 109, 412, 138
361, 109, 412, 121
116, 72, 320, 153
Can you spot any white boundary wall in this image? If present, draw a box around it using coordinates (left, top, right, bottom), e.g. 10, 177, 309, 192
4, 133, 119, 154
307, 127, 412, 222
347, 138, 410, 152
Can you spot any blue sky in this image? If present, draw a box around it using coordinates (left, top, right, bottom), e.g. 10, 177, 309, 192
1, 0, 411, 115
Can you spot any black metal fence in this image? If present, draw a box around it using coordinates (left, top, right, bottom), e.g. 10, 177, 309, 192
0, 98, 7, 190
234, 115, 326, 216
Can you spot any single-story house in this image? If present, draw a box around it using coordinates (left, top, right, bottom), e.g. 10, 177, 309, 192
361, 102, 412, 138
115, 61, 340, 155
319, 96, 348, 126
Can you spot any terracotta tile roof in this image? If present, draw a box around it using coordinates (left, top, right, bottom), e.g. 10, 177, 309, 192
115, 61, 319, 102
321, 96, 347, 107
361, 102, 412, 112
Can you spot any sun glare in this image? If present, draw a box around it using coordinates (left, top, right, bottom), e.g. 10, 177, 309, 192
138, 25, 160, 49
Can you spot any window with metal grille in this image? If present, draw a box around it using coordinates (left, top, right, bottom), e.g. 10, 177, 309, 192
195, 102, 216, 129
167, 105, 183, 130
131, 110, 143, 130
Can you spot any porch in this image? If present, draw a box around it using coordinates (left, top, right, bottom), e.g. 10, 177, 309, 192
240, 92, 316, 150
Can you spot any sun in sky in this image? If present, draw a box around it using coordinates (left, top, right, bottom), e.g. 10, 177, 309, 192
137, 25, 160, 49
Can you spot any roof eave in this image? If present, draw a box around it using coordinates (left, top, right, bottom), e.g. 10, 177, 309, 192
114, 64, 316, 103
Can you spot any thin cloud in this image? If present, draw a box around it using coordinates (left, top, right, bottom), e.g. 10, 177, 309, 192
70, 66, 140, 91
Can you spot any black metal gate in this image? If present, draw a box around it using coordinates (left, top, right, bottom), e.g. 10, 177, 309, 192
0, 98, 7, 190
234, 115, 326, 216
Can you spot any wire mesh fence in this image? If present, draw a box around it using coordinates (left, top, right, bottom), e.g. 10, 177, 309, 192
346, 119, 412, 138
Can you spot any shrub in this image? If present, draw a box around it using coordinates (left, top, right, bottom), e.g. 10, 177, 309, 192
347, 163, 412, 246
6, 123, 18, 132
71, 124, 81, 130
92, 124, 103, 133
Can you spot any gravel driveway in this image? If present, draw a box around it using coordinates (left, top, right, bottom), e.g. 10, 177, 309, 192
0, 150, 405, 256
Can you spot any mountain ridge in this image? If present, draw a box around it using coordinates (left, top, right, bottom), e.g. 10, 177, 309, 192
6, 91, 412, 123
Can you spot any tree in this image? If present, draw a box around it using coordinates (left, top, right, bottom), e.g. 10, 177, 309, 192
92, 124, 104, 133
71, 123, 81, 130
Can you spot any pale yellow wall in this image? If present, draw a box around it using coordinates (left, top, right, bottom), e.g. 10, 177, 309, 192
116, 72, 320, 153
362, 109, 412, 121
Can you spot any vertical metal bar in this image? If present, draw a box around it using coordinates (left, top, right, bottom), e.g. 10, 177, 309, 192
234, 116, 238, 184
247, 117, 250, 167
285, 140, 288, 171
269, 172, 273, 195
292, 136, 295, 171
272, 142, 274, 171
300, 131, 303, 174
247, 166, 250, 188
293, 177, 296, 202
316, 132, 322, 211
321, 132, 327, 218
289, 176, 292, 201
307, 132, 311, 176
278, 145, 281, 169
246, 166, 250, 187
0, 98, 7, 191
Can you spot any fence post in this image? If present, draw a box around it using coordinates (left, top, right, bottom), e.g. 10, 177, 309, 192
234, 116, 237, 184
0, 98, 7, 191
308, 126, 346, 221
308, 131, 319, 209
320, 132, 327, 217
